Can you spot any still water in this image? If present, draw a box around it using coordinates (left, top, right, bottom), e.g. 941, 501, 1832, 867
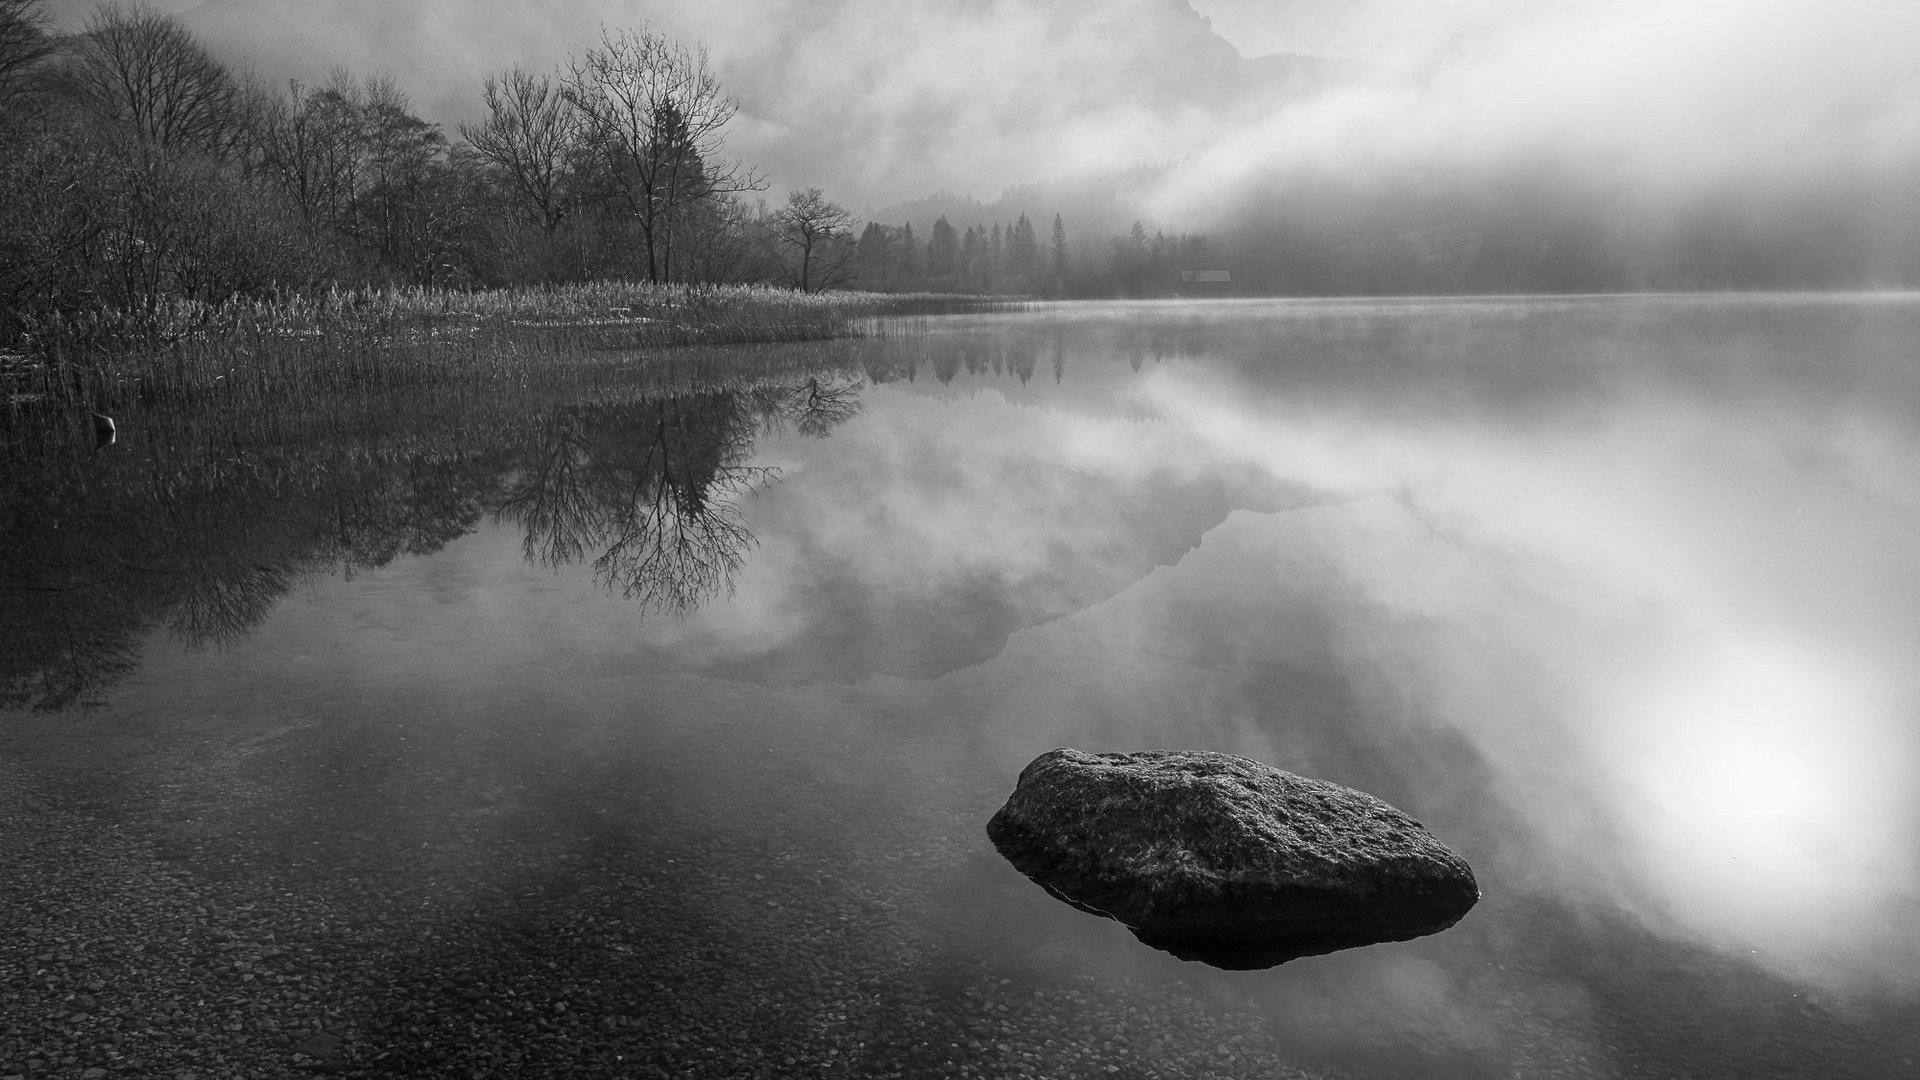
5, 296, 1919, 1078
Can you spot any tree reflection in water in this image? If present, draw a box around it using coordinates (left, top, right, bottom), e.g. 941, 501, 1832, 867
498, 376, 865, 612
0, 354, 866, 710
4, 323, 1175, 709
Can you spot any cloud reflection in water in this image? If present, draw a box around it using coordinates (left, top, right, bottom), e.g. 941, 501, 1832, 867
1134, 325, 1920, 990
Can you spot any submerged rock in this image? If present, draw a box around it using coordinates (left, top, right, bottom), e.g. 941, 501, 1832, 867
986, 748, 1479, 969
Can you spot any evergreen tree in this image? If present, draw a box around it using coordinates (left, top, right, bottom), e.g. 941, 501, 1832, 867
963, 224, 994, 291
1010, 212, 1039, 287
1112, 220, 1149, 295
927, 214, 958, 279
856, 220, 890, 289
1049, 213, 1068, 295
1149, 230, 1171, 292
898, 221, 919, 284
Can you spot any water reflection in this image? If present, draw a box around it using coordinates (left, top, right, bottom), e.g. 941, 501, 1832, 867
0, 354, 866, 710
8, 299, 1920, 1078
2, 323, 1189, 710
505, 395, 765, 612
1113, 302, 1920, 991
528, 297, 1920, 997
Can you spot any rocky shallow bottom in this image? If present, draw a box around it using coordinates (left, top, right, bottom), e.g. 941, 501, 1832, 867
1, 709, 1352, 1080
3, 704, 1914, 1080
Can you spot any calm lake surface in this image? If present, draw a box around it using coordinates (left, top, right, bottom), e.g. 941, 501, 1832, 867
5, 295, 1920, 1078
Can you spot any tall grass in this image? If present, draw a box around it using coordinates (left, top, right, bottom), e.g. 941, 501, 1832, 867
2, 283, 1028, 419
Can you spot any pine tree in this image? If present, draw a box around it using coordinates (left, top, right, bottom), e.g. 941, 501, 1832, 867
1113, 220, 1149, 295
928, 215, 958, 279
960, 224, 980, 290
856, 221, 890, 290
1011, 213, 1039, 286
1049, 214, 1069, 295
898, 222, 920, 283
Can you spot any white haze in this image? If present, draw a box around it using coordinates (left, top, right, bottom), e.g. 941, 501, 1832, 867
1130, 332, 1920, 993
1158, 0, 1920, 224
41, 0, 1920, 214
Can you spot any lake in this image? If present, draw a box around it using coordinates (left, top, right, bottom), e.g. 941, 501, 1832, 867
4, 295, 1919, 1079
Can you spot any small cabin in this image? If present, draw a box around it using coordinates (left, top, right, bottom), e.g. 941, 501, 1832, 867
1177, 269, 1233, 294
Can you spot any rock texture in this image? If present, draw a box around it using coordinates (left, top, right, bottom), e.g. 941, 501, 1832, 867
986, 749, 1480, 969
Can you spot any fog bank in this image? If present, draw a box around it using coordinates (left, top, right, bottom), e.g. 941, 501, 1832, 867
39, 0, 1917, 233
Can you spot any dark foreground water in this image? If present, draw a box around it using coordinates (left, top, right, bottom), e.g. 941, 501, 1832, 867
5, 296, 1920, 1079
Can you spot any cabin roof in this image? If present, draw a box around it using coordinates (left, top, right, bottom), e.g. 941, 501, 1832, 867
1179, 270, 1233, 283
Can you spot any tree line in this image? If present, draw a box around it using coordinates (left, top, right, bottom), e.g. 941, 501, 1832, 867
0, 1, 916, 341
27, 0, 1811, 335
846, 213, 1222, 297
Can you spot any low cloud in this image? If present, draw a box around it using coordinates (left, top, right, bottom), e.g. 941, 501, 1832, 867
1156, 0, 1920, 222
45, 0, 1919, 218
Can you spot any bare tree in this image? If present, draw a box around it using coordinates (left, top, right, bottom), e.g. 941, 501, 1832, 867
69, 2, 238, 156
245, 71, 368, 230
0, 122, 115, 323
355, 74, 457, 276
461, 66, 581, 235
669, 193, 764, 285
563, 23, 762, 283
240, 69, 470, 282
771, 187, 858, 292
0, 0, 58, 114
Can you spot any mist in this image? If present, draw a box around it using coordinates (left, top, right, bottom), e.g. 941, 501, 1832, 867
13, 0, 1920, 1071
1124, 302, 1920, 991
43, 0, 1920, 233
1154, 1, 1920, 248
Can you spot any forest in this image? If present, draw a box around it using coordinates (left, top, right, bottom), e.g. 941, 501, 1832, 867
0, 0, 929, 341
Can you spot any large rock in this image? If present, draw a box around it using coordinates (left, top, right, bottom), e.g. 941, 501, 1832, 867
985, 748, 1479, 969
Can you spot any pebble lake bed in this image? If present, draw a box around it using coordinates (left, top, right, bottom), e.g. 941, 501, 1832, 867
0, 676, 1748, 1080
7, 680, 1910, 1080
0, 683, 1350, 1080
8, 297, 1920, 1078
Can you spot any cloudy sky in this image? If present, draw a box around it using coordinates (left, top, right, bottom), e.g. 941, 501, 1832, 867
43, 0, 1920, 216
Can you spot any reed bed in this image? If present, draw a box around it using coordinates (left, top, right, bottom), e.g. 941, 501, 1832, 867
1, 283, 1025, 421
